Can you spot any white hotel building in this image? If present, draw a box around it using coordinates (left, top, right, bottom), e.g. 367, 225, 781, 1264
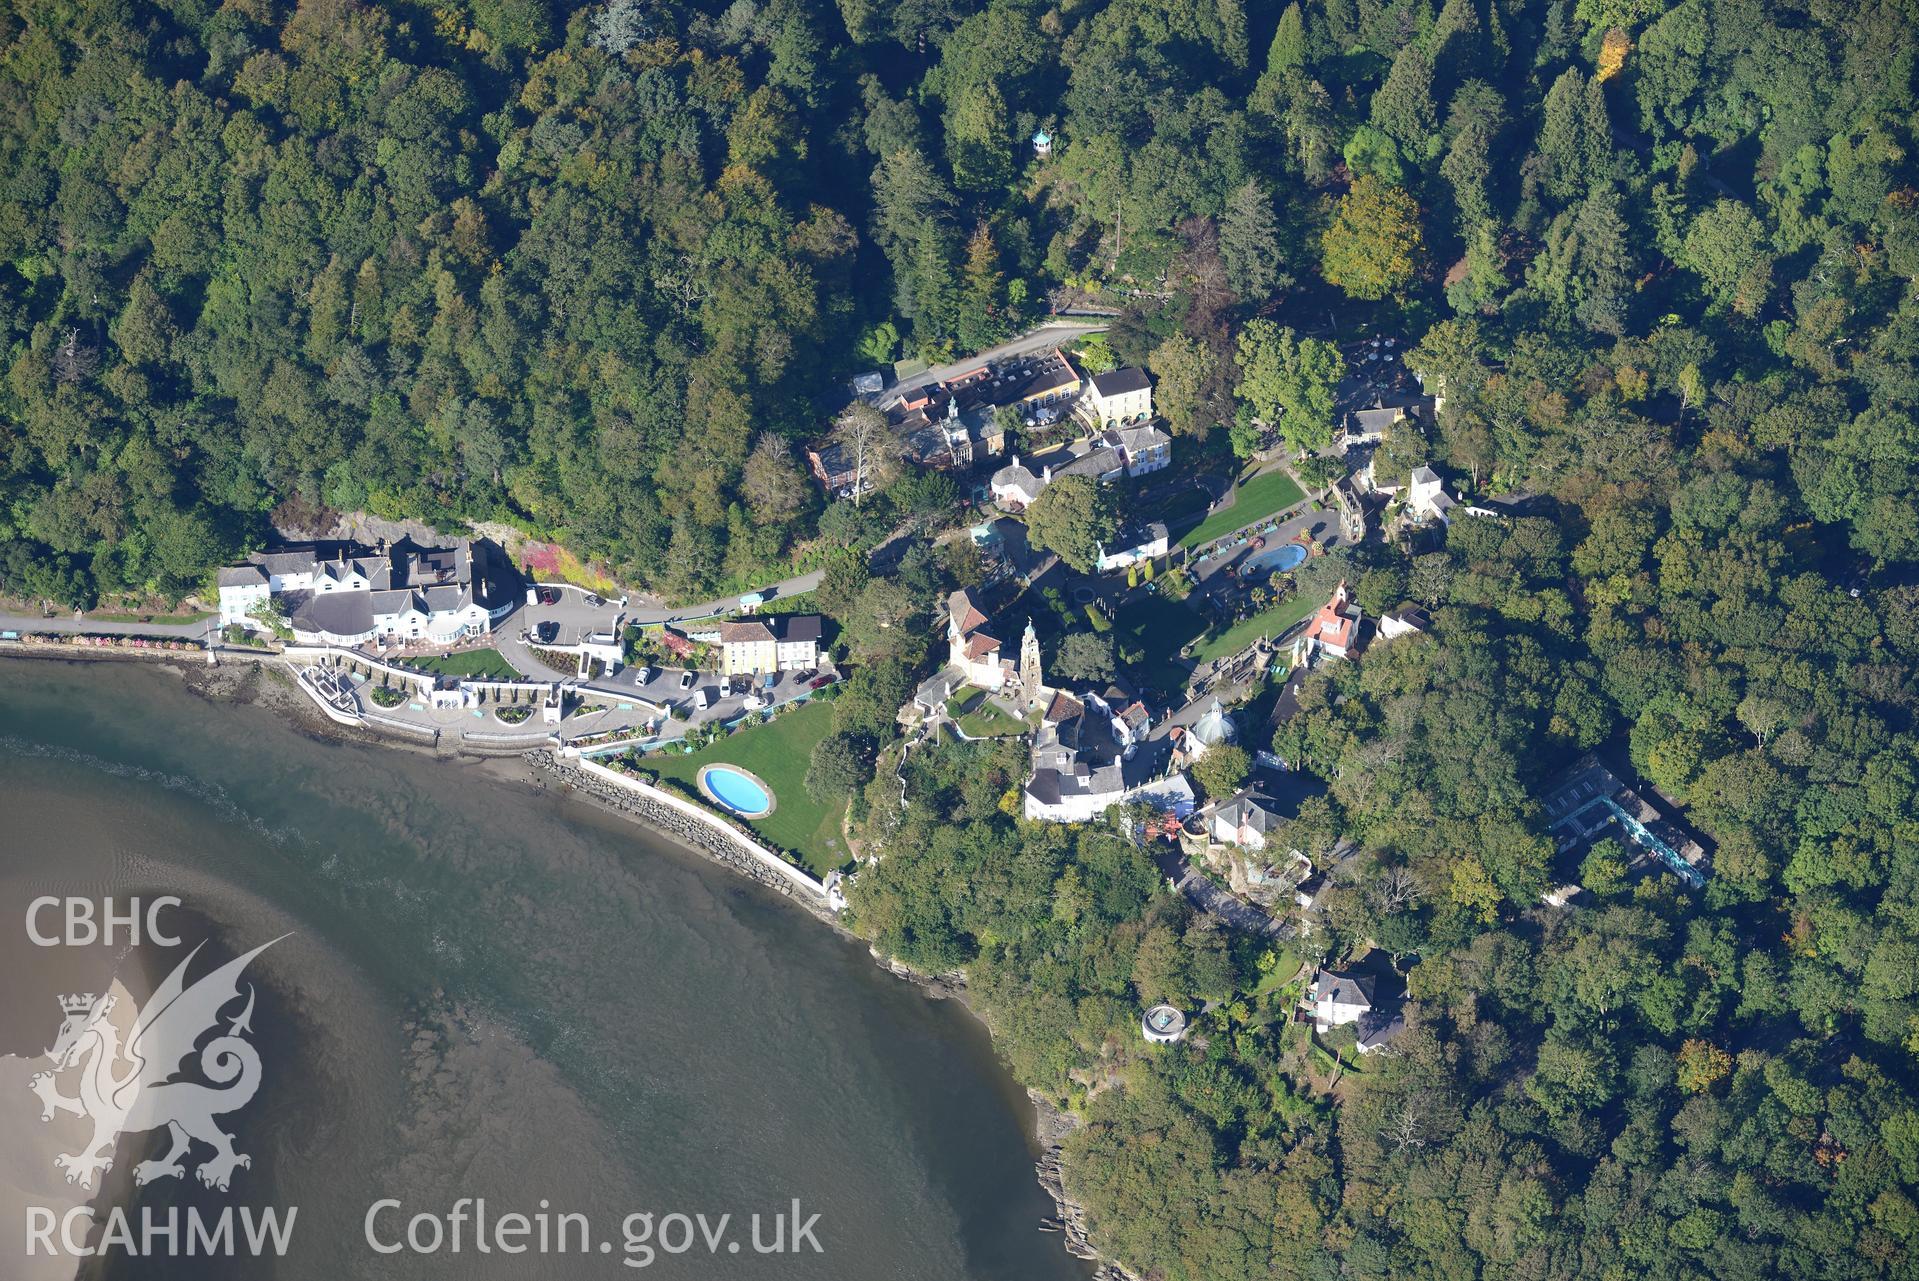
217, 537, 519, 647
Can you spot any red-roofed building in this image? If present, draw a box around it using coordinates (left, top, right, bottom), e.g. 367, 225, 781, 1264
1296, 581, 1362, 663
938, 588, 1048, 707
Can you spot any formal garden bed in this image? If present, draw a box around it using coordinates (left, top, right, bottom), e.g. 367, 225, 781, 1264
408, 647, 524, 680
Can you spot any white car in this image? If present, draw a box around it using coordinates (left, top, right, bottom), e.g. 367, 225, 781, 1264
678, 670, 696, 690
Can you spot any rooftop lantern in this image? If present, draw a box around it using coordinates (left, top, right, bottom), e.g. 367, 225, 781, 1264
1032, 130, 1053, 157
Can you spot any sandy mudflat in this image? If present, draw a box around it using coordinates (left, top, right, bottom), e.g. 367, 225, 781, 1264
1, 972, 148, 1279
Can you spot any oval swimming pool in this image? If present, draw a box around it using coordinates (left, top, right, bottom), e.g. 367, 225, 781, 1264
700, 765, 774, 818
1243, 541, 1309, 578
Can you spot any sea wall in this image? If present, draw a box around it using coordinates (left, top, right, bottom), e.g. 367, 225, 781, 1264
530, 751, 828, 907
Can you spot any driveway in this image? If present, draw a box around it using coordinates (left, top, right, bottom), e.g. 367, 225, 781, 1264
623, 569, 827, 625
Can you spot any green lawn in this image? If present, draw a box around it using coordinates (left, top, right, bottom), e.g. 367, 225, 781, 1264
646, 699, 849, 876
947, 687, 1027, 738
1179, 469, 1306, 548
411, 648, 524, 680
1189, 592, 1319, 664
1252, 946, 1305, 997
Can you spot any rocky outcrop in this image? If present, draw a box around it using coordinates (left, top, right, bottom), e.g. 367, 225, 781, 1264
1032, 1096, 1140, 1281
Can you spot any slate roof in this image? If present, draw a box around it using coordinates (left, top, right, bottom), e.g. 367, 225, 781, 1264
1007, 351, 1081, 400
1055, 445, 1125, 479
291, 591, 374, 638
1356, 1010, 1406, 1052
1110, 521, 1169, 553
1091, 367, 1151, 397
991, 460, 1045, 500
1109, 423, 1170, 453
1216, 788, 1285, 838
1312, 968, 1375, 1011
1349, 406, 1404, 435
778, 615, 823, 644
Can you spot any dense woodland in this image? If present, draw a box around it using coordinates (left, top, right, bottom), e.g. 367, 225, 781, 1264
6, 0, 1919, 1277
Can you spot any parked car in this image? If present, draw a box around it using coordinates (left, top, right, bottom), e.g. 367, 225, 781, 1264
693, 687, 711, 710
808, 674, 833, 689
632, 665, 653, 685
537, 587, 561, 605
584, 593, 605, 608
534, 621, 559, 644
678, 670, 696, 690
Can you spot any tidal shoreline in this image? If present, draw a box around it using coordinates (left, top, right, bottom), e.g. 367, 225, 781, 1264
0, 648, 1131, 1281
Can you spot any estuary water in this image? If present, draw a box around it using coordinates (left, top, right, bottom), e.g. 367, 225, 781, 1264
0, 659, 1090, 1281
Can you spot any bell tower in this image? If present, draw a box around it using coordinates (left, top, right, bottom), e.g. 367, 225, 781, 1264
1019, 619, 1046, 708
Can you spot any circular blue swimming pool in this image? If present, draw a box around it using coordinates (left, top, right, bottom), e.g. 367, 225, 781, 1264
699, 765, 774, 818
1243, 542, 1309, 578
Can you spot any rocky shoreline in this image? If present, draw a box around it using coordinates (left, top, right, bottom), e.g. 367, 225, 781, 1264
3, 647, 1131, 1280
1032, 1095, 1136, 1280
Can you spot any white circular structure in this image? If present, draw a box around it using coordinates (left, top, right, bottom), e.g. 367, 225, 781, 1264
1141, 1004, 1189, 1044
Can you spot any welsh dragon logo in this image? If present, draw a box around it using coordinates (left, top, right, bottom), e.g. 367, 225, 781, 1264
28, 936, 285, 1192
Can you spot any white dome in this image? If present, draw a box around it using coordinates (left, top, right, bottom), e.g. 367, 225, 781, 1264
1190, 699, 1236, 747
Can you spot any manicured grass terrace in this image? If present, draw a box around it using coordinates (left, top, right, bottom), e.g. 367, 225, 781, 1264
645, 699, 849, 875
946, 686, 1027, 738
410, 648, 524, 680
1179, 469, 1306, 549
